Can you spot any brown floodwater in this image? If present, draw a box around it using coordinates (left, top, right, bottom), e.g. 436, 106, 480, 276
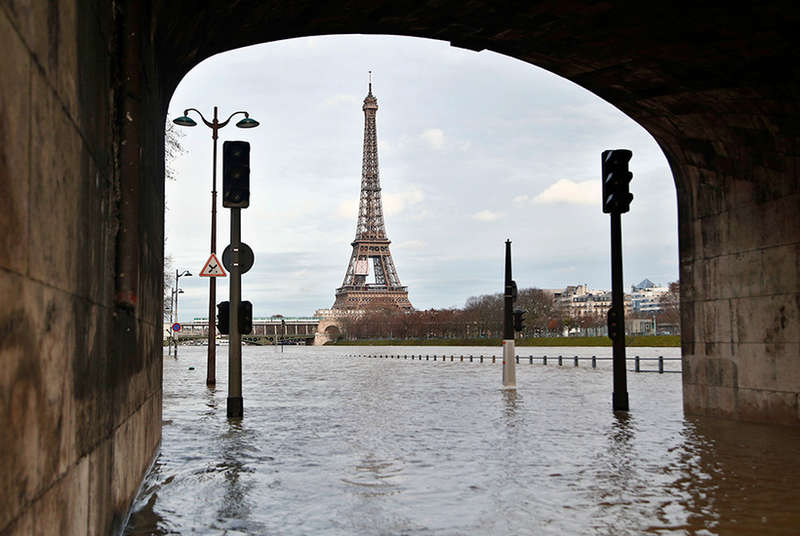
124, 345, 800, 535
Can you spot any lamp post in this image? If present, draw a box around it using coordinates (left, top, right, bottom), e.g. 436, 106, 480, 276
169, 269, 191, 357
170, 287, 184, 356
173, 107, 259, 386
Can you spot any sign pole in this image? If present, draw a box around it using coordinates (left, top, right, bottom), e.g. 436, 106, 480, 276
227, 207, 243, 418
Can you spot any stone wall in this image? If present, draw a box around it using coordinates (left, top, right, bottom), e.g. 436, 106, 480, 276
0, 1, 163, 534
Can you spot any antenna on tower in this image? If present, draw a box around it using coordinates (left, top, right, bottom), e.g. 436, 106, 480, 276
368, 70, 372, 93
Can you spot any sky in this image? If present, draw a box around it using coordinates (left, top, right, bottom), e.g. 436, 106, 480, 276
165, 35, 678, 322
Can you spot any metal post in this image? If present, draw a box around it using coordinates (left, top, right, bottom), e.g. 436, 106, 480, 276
207, 107, 219, 387
168, 287, 174, 357
174, 282, 180, 359
635, 355, 640, 373
227, 207, 243, 418
502, 239, 516, 387
658, 355, 664, 374
610, 212, 629, 410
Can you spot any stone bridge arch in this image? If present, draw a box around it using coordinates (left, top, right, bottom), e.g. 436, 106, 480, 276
315, 319, 343, 346
2, 2, 799, 534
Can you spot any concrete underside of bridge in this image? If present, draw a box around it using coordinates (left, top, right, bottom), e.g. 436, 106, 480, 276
0, 1, 798, 533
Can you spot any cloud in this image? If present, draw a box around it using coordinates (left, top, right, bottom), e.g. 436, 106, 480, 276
533, 179, 599, 205
420, 128, 445, 150
472, 209, 504, 222
394, 239, 426, 250
383, 187, 424, 216
337, 198, 358, 219
513, 194, 530, 204
323, 94, 358, 107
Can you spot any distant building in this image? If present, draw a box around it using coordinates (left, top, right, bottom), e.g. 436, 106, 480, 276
552, 284, 631, 317
627, 317, 655, 335
629, 279, 669, 313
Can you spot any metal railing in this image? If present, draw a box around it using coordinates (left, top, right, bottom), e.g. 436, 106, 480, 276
345, 353, 681, 373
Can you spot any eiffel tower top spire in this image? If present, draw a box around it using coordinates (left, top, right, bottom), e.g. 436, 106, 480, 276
332, 75, 412, 310
355, 74, 384, 240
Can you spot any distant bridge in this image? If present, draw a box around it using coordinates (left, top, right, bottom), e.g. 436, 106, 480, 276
172, 316, 341, 345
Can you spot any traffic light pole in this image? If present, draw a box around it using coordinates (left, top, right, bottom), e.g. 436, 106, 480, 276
610, 211, 629, 411
502, 239, 516, 388
227, 207, 243, 418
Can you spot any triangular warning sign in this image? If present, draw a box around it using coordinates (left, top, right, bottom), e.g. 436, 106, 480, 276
199, 253, 227, 277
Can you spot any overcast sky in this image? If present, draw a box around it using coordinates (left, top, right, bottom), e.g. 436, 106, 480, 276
166, 35, 678, 322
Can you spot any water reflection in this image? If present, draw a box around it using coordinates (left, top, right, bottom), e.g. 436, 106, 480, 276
674, 416, 800, 534
217, 421, 254, 524
501, 388, 521, 420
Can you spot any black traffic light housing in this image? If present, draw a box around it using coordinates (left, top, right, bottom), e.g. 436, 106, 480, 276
513, 308, 526, 332
607, 307, 621, 340
602, 149, 633, 214
217, 301, 230, 335
239, 301, 253, 335
223, 141, 250, 208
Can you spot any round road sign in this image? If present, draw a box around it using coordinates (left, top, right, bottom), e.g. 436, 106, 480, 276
222, 242, 255, 274
171, 323, 182, 332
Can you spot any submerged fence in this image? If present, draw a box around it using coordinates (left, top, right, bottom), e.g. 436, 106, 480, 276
344, 353, 681, 373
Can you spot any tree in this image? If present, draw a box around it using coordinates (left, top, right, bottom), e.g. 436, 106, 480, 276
165, 117, 185, 182
163, 117, 185, 322
163, 254, 174, 322
515, 288, 556, 336
656, 281, 680, 328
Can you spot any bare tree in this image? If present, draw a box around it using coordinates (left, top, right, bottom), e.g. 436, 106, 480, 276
656, 281, 680, 327
163, 254, 174, 322
163, 117, 184, 323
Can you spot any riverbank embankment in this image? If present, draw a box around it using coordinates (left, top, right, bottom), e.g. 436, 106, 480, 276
331, 335, 680, 347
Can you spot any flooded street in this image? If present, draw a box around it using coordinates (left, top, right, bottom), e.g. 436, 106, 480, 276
125, 346, 800, 535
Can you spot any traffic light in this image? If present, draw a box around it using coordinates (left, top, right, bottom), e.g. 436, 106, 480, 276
607, 307, 620, 340
601, 149, 633, 214
513, 308, 526, 332
239, 301, 252, 335
223, 141, 250, 208
217, 301, 230, 335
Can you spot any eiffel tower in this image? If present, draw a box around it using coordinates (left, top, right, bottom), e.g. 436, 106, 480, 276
333, 76, 412, 311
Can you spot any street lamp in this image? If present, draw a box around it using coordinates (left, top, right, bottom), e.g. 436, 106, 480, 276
174, 268, 192, 326
173, 107, 259, 386
168, 268, 191, 358
170, 288, 184, 354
